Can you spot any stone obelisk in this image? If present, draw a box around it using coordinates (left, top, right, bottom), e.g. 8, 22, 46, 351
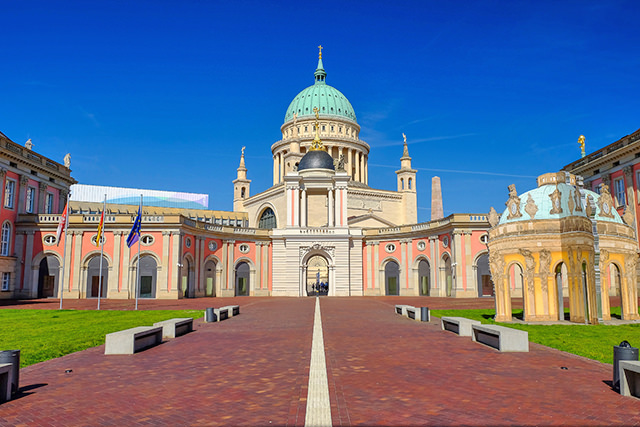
431, 176, 444, 221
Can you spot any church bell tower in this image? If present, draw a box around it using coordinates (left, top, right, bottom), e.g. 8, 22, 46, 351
233, 147, 251, 212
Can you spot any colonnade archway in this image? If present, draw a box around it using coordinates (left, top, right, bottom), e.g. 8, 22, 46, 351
385, 260, 400, 295
86, 255, 109, 298
37, 255, 60, 298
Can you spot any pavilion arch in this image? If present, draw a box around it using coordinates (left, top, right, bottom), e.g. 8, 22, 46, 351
473, 251, 492, 297
503, 260, 525, 318
234, 257, 256, 296
181, 253, 196, 298
440, 253, 453, 297
553, 260, 569, 321
130, 251, 161, 299
202, 254, 223, 297
81, 251, 113, 299
255, 203, 279, 229
412, 255, 431, 296
604, 261, 624, 319
31, 251, 63, 299
379, 256, 401, 296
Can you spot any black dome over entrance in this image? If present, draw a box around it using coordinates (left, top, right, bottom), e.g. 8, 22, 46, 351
298, 150, 335, 171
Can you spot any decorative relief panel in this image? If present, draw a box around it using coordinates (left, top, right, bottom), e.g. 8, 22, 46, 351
524, 193, 538, 219
299, 242, 335, 261
347, 198, 382, 211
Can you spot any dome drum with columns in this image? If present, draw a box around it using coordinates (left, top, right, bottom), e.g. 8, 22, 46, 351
271, 50, 370, 186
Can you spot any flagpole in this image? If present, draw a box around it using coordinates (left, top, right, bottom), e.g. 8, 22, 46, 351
59, 198, 70, 310
135, 195, 142, 310
97, 194, 106, 310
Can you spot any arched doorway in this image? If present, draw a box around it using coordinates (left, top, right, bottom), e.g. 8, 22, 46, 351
307, 255, 329, 296
137, 255, 157, 298
608, 263, 623, 318
476, 253, 492, 297
204, 260, 217, 297
235, 262, 250, 296
38, 256, 59, 298
87, 255, 108, 298
181, 258, 194, 298
418, 259, 430, 296
441, 254, 452, 297
555, 262, 568, 320
385, 260, 400, 295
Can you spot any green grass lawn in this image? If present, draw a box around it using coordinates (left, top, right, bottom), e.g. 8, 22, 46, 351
431, 308, 640, 364
0, 309, 202, 367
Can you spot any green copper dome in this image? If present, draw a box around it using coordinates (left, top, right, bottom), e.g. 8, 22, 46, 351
284, 58, 357, 123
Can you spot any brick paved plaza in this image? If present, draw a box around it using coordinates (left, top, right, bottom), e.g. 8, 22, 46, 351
1, 297, 639, 426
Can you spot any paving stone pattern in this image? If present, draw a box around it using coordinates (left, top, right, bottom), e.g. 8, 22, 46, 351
0, 297, 639, 426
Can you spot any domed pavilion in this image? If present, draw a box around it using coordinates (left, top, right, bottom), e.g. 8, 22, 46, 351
487, 171, 639, 323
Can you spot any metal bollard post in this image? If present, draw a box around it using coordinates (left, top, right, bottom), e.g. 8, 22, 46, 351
204, 308, 217, 323
613, 340, 638, 391
420, 307, 429, 322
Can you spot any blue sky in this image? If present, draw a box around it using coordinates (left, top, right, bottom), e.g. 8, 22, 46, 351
2, 0, 639, 222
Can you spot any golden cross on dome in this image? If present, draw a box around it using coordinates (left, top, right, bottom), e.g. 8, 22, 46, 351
318, 45, 323, 59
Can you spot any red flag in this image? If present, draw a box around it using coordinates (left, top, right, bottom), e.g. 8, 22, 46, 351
55, 202, 68, 246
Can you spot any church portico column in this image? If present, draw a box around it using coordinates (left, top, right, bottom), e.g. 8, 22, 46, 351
279, 152, 284, 183
328, 189, 334, 226
348, 149, 353, 179
355, 152, 361, 182
452, 230, 464, 296
301, 188, 307, 227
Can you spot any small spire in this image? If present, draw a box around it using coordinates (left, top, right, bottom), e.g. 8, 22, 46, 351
238, 146, 246, 170
314, 46, 326, 84
402, 133, 410, 157
578, 135, 586, 158
236, 147, 247, 179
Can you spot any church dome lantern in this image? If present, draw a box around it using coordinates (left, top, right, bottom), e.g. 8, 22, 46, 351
284, 46, 357, 124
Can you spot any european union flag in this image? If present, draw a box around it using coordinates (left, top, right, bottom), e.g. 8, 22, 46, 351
126, 207, 142, 248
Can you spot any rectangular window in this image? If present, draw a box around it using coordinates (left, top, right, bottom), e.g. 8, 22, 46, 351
614, 177, 626, 206
4, 180, 15, 208
26, 187, 35, 213
1, 272, 9, 291
46, 193, 54, 214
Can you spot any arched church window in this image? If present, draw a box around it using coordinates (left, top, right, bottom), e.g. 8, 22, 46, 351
401, 178, 404, 190
258, 208, 277, 229
241, 187, 246, 198
305, 126, 308, 132
408, 178, 412, 189
322, 125, 325, 131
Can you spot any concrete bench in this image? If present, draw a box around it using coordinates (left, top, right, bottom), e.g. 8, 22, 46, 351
213, 307, 229, 321
105, 326, 163, 355
153, 318, 193, 339
619, 361, 640, 398
394, 305, 411, 316
441, 317, 481, 337
471, 324, 529, 352
0, 363, 12, 403
220, 305, 240, 317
